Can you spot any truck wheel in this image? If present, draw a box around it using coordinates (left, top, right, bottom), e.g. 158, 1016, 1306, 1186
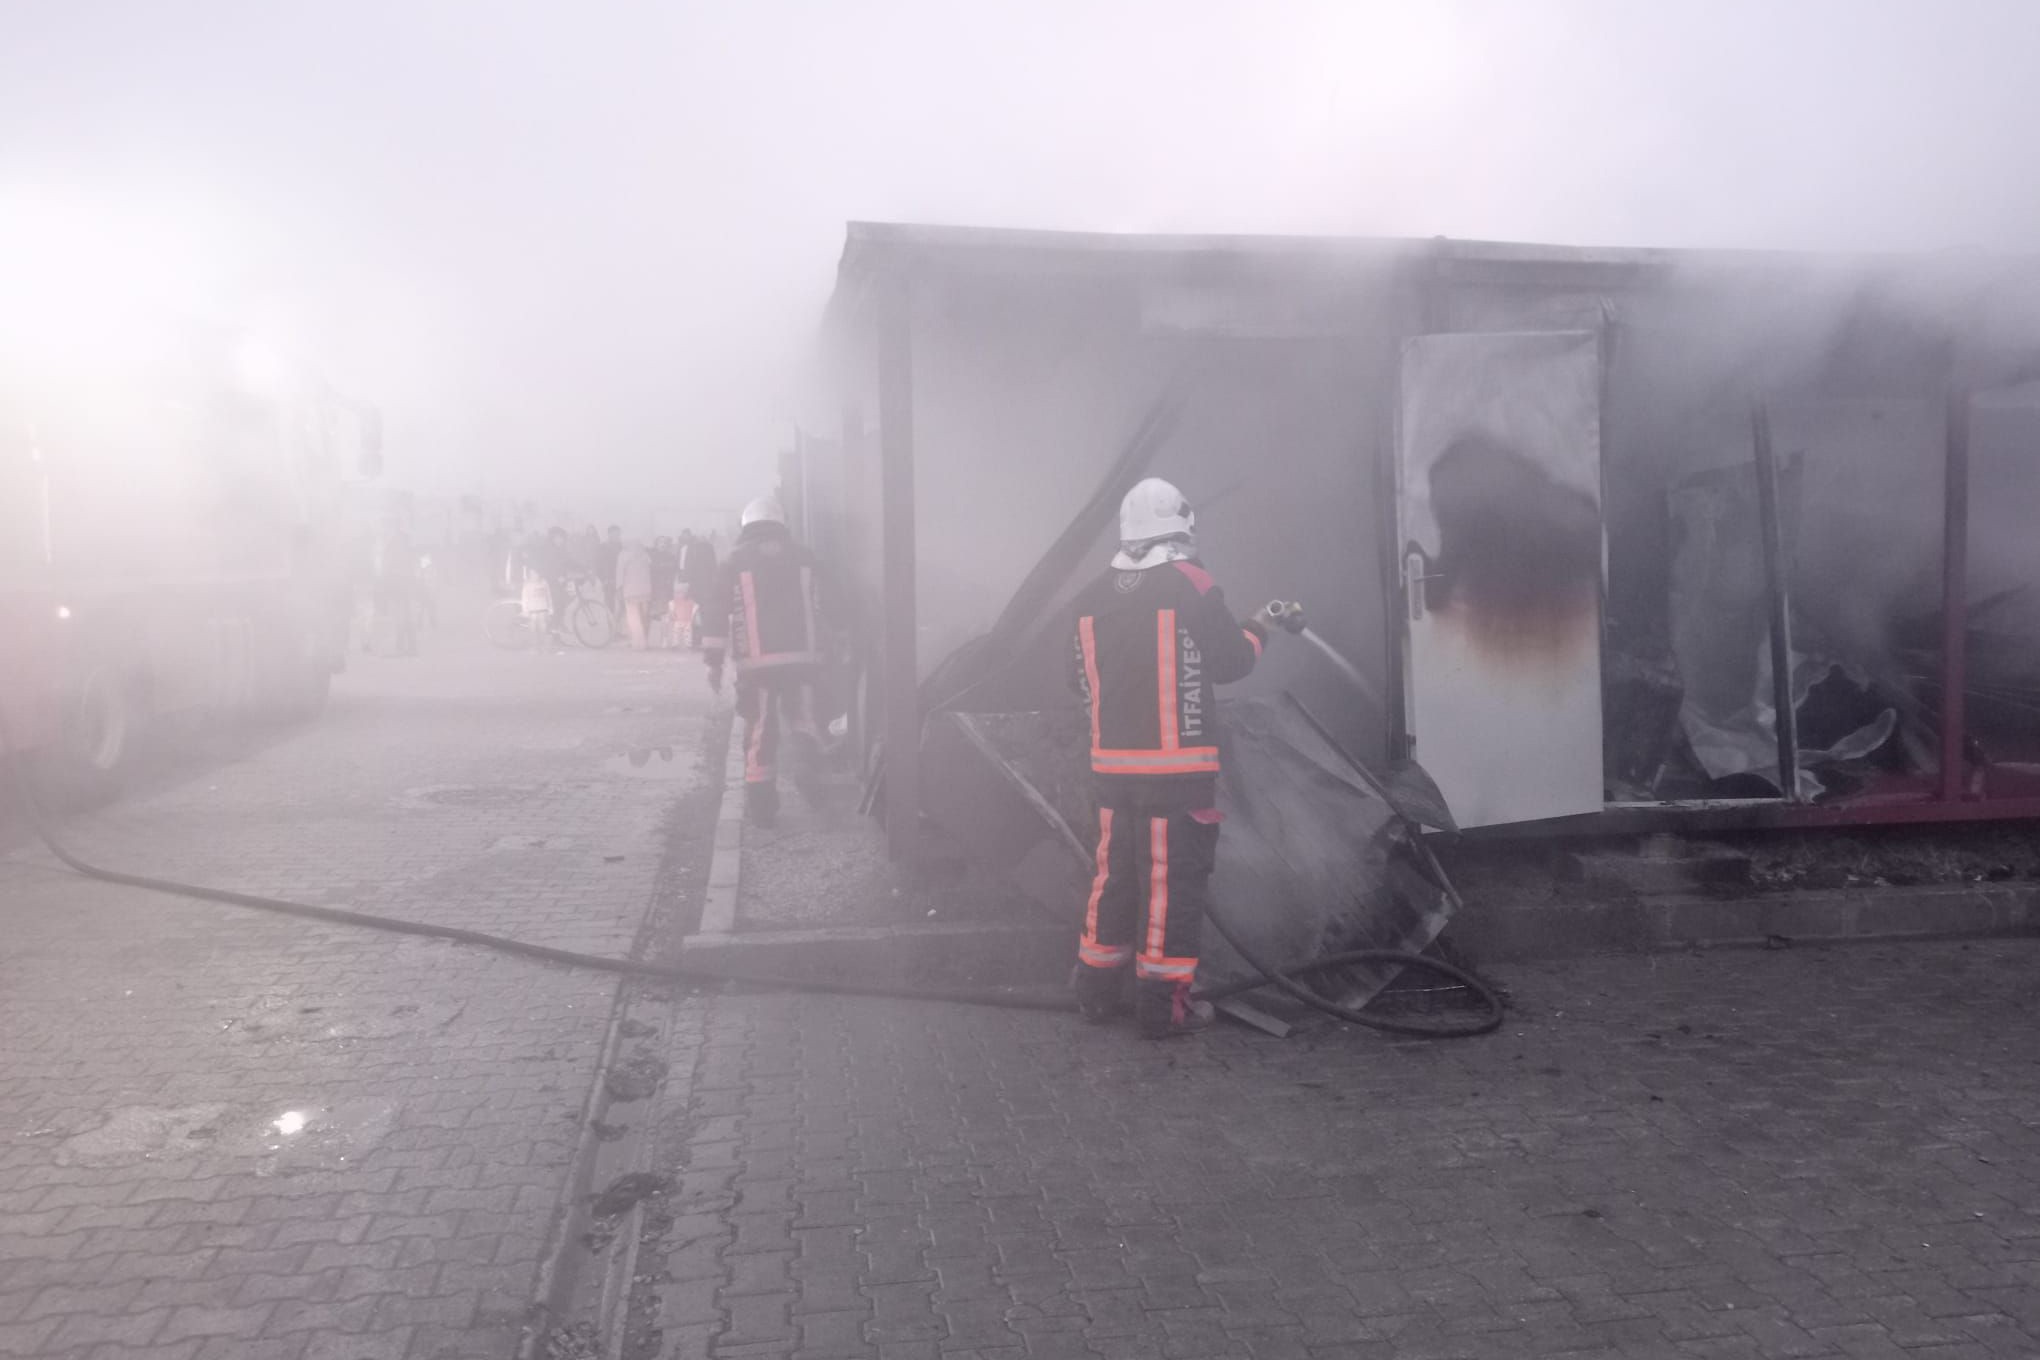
32, 668, 130, 810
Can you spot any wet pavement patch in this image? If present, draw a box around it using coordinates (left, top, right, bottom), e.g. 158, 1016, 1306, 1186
223, 1099, 399, 1170
229, 993, 467, 1043
56, 1099, 397, 1171
600, 747, 694, 781
57, 1104, 233, 1166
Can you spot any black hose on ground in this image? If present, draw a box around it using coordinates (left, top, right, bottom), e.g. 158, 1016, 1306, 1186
5, 755, 1501, 1035
1199, 909, 1505, 1038
2, 753, 1072, 1013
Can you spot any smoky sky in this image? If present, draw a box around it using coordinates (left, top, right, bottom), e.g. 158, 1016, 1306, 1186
4, 0, 2038, 513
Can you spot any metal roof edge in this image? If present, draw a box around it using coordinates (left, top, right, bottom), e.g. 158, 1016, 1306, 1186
834, 220, 2040, 281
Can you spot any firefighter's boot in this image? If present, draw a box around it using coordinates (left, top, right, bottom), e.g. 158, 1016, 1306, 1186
1137, 980, 1215, 1039
1070, 963, 1129, 1024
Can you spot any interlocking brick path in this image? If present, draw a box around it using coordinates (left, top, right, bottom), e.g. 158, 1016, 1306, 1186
0, 643, 713, 1360
625, 937, 2040, 1359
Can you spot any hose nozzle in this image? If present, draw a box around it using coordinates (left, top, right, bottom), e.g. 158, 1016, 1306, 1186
1263, 600, 1308, 635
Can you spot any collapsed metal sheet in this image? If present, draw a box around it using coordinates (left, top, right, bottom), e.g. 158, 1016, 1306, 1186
1667, 416, 1911, 798
922, 696, 1453, 1011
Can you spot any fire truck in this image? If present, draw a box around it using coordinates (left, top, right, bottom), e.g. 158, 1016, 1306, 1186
0, 305, 380, 805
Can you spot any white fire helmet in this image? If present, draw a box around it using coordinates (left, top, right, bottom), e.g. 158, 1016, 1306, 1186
740, 496, 786, 529
1117, 477, 1194, 546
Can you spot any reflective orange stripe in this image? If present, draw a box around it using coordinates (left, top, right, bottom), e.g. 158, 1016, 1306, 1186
1080, 941, 1133, 968
740, 571, 763, 661
1145, 817, 1169, 965
1092, 747, 1220, 776
735, 650, 821, 673
1078, 615, 1102, 752
1244, 628, 1262, 659
800, 565, 817, 651
1083, 807, 1114, 953
745, 688, 774, 783
1136, 956, 1197, 982
1156, 608, 1179, 751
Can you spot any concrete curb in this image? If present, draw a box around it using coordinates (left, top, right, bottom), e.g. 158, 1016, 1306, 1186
515, 957, 636, 1360
694, 714, 746, 937
679, 706, 1073, 987
1450, 881, 2040, 961
517, 709, 731, 1360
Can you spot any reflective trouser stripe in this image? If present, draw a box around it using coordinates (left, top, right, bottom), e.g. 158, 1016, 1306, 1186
1080, 940, 1133, 968
1136, 956, 1197, 982
744, 686, 775, 784
1142, 817, 1169, 970
1079, 807, 1204, 983
1080, 807, 1116, 967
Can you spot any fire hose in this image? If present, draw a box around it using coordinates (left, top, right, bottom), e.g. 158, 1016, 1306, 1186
1, 641, 1503, 1038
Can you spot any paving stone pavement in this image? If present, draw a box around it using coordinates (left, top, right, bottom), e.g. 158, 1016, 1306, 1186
0, 641, 716, 1360
625, 937, 2040, 1359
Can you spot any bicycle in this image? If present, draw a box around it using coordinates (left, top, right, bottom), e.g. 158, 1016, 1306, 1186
483, 574, 613, 650
482, 595, 550, 650
559, 574, 615, 648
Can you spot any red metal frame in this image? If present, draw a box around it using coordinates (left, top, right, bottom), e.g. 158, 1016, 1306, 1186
1938, 389, 1971, 805
1782, 387, 1992, 826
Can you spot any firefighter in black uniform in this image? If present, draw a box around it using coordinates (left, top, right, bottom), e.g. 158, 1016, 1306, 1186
1070, 477, 1277, 1037
702, 496, 823, 826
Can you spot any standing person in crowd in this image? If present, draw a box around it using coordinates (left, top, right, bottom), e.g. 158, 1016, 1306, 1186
596, 524, 623, 619
649, 537, 679, 647
672, 530, 702, 648
616, 537, 654, 650
701, 498, 822, 826
679, 527, 719, 651
528, 527, 571, 642
519, 559, 554, 653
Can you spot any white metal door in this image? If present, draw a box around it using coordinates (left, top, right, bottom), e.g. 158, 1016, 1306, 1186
1396, 331, 1604, 828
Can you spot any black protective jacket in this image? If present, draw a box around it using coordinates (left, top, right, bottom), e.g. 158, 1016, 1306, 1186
701, 525, 821, 679
1070, 559, 1265, 807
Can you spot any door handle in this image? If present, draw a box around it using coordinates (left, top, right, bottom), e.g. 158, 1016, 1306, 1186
1404, 550, 1445, 622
